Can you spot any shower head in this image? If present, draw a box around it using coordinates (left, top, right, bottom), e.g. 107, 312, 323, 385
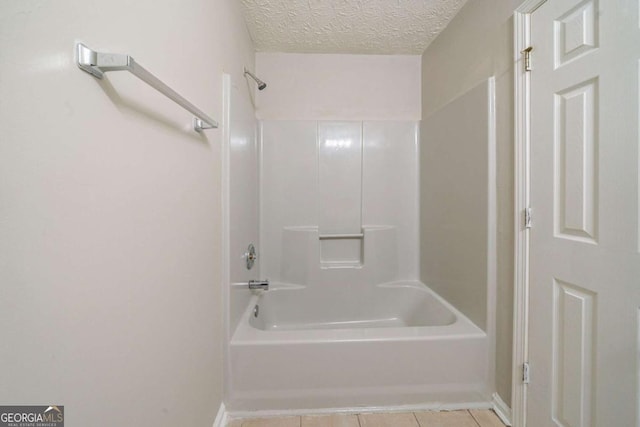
244, 67, 267, 91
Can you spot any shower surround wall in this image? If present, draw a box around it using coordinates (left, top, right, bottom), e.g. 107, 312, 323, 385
420, 79, 496, 332
260, 120, 419, 284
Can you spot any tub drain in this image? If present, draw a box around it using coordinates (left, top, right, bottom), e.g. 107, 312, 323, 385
253, 304, 259, 318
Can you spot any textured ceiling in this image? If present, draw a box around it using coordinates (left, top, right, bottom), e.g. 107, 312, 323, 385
239, 0, 468, 55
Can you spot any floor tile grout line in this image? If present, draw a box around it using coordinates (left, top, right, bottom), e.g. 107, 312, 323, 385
467, 409, 484, 427
412, 411, 422, 427
467, 409, 480, 427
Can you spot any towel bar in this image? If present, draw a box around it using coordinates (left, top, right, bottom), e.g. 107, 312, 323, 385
76, 43, 218, 132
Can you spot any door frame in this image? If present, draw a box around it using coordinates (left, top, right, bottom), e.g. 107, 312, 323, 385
512, 1, 547, 426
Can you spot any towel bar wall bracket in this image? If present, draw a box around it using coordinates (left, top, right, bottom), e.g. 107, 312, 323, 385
76, 43, 218, 132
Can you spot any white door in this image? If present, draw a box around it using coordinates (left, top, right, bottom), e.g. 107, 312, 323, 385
527, 0, 640, 426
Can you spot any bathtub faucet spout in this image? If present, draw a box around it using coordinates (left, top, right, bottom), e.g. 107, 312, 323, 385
248, 280, 269, 291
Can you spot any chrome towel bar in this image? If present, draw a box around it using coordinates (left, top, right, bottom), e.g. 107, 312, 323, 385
76, 43, 218, 132
318, 233, 364, 240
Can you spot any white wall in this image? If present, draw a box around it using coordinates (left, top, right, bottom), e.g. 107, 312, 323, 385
0, 1, 254, 425
255, 53, 422, 120
420, 0, 528, 406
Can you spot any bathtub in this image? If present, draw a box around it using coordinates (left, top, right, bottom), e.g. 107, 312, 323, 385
228, 280, 491, 412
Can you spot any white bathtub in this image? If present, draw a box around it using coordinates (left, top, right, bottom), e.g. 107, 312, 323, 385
228, 280, 491, 412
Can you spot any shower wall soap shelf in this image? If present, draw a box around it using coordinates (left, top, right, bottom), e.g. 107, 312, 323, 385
76, 43, 218, 132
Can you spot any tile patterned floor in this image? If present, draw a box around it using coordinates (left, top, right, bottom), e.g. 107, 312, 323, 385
227, 409, 506, 427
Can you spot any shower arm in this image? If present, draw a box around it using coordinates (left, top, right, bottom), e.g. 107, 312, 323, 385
243, 67, 267, 90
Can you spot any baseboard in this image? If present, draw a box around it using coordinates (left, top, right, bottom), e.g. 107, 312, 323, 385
491, 393, 512, 426
227, 400, 494, 420
213, 402, 229, 427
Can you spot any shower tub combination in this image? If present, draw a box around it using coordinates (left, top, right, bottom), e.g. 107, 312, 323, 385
226, 116, 495, 412
228, 280, 490, 412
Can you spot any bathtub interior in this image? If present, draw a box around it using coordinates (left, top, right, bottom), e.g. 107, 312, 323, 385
248, 282, 457, 331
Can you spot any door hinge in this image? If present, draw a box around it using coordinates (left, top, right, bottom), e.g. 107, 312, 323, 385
523, 362, 531, 384
522, 46, 533, 72
524, 207, 532, 229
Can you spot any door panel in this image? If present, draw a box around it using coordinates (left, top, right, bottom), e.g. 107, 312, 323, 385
528, 0, 640, 426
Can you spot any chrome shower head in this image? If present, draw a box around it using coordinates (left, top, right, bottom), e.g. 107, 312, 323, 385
244, 67, 267, 91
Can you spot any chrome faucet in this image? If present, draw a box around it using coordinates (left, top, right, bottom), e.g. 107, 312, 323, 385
248, 280, 269, 291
